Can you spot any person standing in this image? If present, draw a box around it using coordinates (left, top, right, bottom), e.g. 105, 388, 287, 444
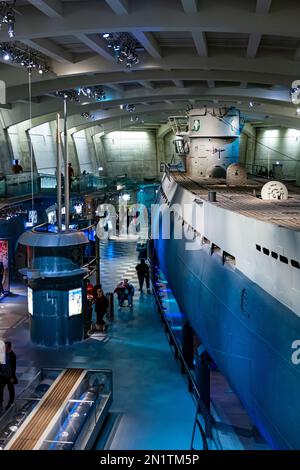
68, 162, 74, 190
0, 261, 5, 296
85, 292, 95, 336
136, 259, 150, 293
94, 287, 108, 332
0, 341, 18, 410
86, 279, 94, 297
11, 159, 23, 174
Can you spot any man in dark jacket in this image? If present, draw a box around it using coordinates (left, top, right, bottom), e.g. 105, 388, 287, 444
136, 259, 150, 293
0, 341, 17, 410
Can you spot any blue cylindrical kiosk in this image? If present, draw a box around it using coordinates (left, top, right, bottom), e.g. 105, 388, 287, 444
18, 230, 89, 347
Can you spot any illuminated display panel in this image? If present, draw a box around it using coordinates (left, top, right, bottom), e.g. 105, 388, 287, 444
69, 288, 82, 316
0, 340, 5, 365
28, 287, 33, 315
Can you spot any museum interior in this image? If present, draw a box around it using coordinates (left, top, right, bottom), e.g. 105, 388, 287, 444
0, 0, 299, 454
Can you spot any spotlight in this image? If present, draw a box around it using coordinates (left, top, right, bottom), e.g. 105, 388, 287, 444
0, 2, 16, 39
102, 32, 140, 68
7, 21, 14, 38
0, 42, 50, 73
297, 108, 300, 115
56, 86, 105, 103
249, 101, 254, 108
121, 103, 136, 112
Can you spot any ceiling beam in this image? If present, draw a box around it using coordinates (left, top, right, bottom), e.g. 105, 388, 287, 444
173, 80, 184, 88
181, 0, 199, 13
138, 81, 154, 89
104, 83, 124, 92
246, 0, 272, 58
1, 3, 300, 42
6, 68, 295, 103
105, 0, 129, 15
132, 32, 162, 60
256, 0, 272, 14
294, 48, 300, 61
247, 33, 262, 58
22, 38, 73, 64
26, 0, 63, 18
76, 34, 115, 62
192, 31, 208, 56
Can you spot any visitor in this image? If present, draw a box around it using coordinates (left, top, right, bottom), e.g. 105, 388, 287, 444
114, 279, 135, 309
0, 341, 18, 411
86, 279, 94, 297
136, 259, 150, 293
11, 159, 23, 174
85, 292, 94, 336
94, 287, 108, 332
0, 261, 4, 296
68, 162, 74, 190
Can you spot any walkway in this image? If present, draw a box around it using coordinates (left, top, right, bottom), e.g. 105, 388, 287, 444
0, 239, 196, 450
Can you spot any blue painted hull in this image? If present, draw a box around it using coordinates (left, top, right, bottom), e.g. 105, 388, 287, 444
155, 234, 300, 449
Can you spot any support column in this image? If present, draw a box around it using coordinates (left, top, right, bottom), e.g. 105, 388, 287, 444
64, 99, 70, 231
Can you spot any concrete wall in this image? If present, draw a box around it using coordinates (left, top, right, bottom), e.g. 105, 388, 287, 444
0, 111, 12, 175
3, 116, 300, 186
254, 127, 300, 179
100, 130, 158, 178
29, 121, 57, 174
7, 121, 32, 172
72, 126, 102, 174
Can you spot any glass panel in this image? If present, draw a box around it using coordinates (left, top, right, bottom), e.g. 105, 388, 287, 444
39, 370, 112, 450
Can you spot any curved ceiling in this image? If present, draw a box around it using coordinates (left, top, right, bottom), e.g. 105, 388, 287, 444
1, 0, 300, 129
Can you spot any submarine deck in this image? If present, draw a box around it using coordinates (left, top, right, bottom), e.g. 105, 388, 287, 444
171, 173, 300, 231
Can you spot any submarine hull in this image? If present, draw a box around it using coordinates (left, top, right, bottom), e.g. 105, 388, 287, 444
154, 232, 300, 449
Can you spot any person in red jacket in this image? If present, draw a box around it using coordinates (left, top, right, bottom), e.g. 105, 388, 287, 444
86, 279, 94, 297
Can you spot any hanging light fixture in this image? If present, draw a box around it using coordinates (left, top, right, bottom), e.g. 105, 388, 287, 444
55, 86, 106, 102
81, 112, 95, 120
120, 103, 136, 112
0, 2, 16, 38
0, 42, 50, 72
102, 32, 140, 68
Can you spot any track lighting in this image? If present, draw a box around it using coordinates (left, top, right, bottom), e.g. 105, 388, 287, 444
55, 86, 106, 103
81, 112, 95, 120
102, 32, 139, 68
0, 42, 50, 73
120, 103, 136, 112
0, 2, 16, 39
130, 115, 144, 123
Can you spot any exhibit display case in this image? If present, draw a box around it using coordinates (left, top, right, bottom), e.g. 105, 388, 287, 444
0, 368, 112, 450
